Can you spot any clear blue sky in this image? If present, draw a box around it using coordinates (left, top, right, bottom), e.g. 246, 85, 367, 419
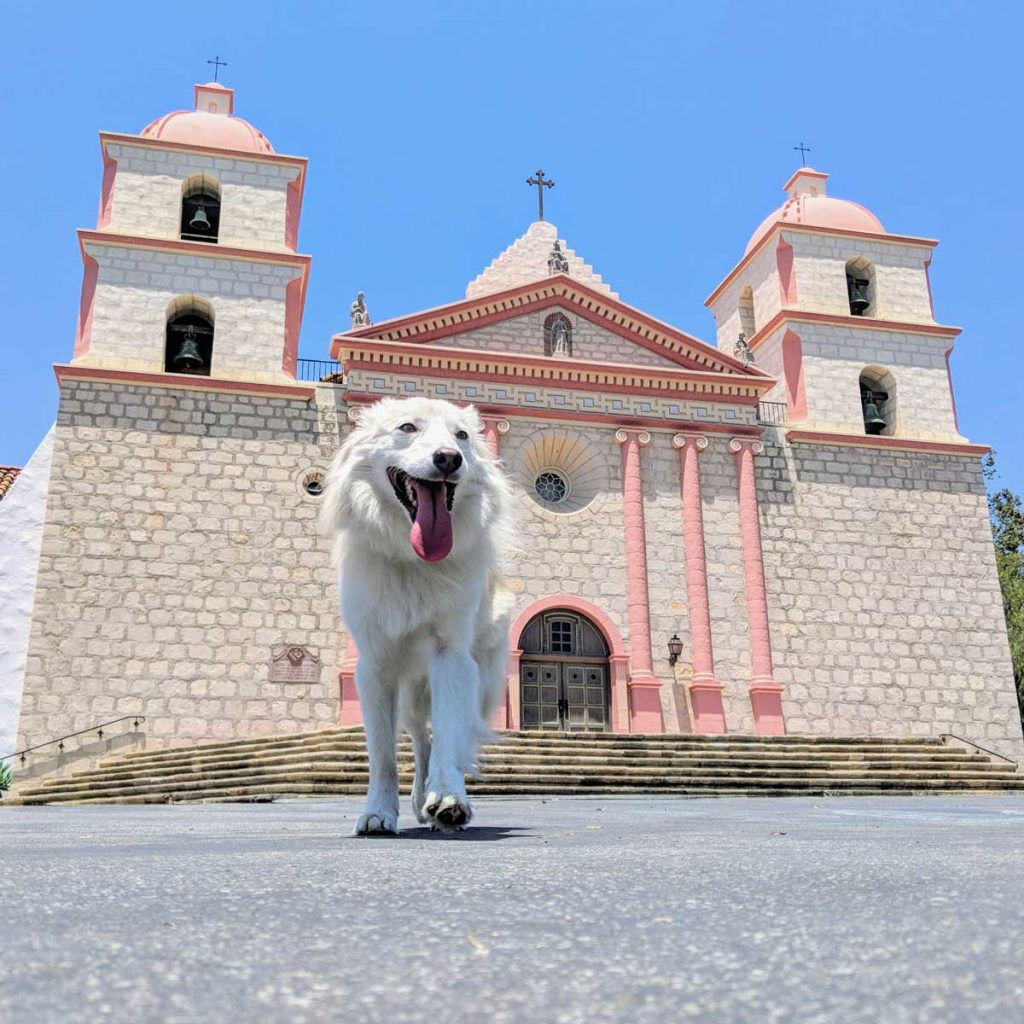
3, 0, 1022, 495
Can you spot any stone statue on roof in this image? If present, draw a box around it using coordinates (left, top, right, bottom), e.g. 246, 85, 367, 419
350, 292, 371, 327
547, 241, 570, 275
734, 332, 754, 367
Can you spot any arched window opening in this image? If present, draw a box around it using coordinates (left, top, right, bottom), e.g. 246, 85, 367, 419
846, 256, 875, 317
737, 286, 756, 340
180, 174, 221, 243
859, 366, 896, 436
543, 312, 573, 358
165, 296, 214, 376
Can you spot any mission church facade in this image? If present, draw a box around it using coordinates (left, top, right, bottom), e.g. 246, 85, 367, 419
2, 82, 1021, 763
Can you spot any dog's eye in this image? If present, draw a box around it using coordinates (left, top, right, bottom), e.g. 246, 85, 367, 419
397, 423, 418, 433
455, 430, 469, 440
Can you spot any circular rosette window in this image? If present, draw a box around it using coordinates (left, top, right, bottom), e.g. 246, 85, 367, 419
521, 431, 606, 514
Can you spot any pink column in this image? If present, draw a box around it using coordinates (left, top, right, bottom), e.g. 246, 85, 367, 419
614, 428, 664, 733
338, 636, 362, 726
672, 433, 727, 733
481, 415, 511, 729
728, 437, 786, 735
480, 415, 510, 457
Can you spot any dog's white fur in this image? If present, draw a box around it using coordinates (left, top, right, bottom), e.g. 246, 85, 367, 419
321, 397, 513, 833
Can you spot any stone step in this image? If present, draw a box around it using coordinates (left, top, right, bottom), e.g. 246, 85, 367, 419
60, 750, 1007, 788
102, 734, 956, 771
22, 764, 1024, 802
15, 772, 1024, 806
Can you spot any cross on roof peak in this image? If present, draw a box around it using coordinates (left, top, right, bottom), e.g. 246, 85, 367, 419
526, 169, 555, 221
207, 55, 228, 83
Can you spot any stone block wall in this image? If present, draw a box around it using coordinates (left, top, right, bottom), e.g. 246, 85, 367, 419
77, 241, 300, 382
105, 142, 299, 251
757, 439, 1023, 759
15, 380, 347, 751
710, 240, 782, 351
441, 307, 682, 369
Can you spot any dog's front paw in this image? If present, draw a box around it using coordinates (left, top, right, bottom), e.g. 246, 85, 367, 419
354, 809, 399, 836
423, 792, 472, 831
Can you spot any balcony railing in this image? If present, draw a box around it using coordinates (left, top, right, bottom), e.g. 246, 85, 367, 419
757, 400, 788, 425
297, 358, 343, 383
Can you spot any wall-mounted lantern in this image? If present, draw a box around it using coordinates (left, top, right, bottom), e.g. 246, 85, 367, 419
667, 634, 684, 666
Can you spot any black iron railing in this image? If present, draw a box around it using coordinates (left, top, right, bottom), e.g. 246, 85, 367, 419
2, 716, 146, 767
757, 400, 788, 425
297, 358, 343, 383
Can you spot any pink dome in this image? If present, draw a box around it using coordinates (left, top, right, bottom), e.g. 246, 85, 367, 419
745, 169, 884, 254
140, 84, 274, 154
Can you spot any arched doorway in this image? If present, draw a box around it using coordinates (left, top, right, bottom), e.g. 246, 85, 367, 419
519, 609, 611, 731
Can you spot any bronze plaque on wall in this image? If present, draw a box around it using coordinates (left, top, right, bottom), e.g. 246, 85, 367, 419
270, 646, 321, 684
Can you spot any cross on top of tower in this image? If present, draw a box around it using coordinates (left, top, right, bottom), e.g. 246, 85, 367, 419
793, 141, 812, 165
207, 55, 228, 82
526, 169, 555, 221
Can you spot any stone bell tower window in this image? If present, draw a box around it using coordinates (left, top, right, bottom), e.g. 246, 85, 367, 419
859, 366, 896, 436
181, 174, 221, 243
165, 296, 214, 376
737, 286, 756, 338
543, 312, 573, 357
846, 257, 875, 317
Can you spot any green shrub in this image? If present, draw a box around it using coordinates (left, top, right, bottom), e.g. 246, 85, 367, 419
0, 761, 12, 793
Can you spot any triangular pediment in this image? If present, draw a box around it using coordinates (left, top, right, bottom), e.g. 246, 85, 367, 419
333, 275, 767, 381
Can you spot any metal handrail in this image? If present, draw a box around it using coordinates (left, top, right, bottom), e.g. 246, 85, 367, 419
296, 358, 343, 383
939, 732, 1018, 768
1, 716, 146, 766
757, 400, 788, 425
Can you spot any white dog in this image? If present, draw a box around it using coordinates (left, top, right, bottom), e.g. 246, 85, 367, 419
321, 397, 513, 834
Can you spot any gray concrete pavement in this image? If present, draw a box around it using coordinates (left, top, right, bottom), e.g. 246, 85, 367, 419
1, 795, 1022, 1023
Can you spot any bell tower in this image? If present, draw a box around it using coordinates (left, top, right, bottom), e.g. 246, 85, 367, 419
71, 82, 310, 384
706, 168, 964, 444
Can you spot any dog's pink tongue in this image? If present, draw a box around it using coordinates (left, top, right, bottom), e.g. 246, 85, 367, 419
409, 480, 453, 562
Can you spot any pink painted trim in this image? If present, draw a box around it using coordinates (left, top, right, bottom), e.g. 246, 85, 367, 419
54, 364, 316, 400
706, 224, 939, 308
73, 251, 99, 359
746, 308, 962, 353
673, 434, 726, 734
345, 391, 764, 436
509, 594, 630, 734
749, 683, 786, 736
336, 338, 772, 396
100, 131, 307, 169
944, 347, 961, 434
730, 438, 785, 736
78, 229, 312, 269
282, 277, 303, 378
776, 237, 797, 304
97, 149, 117, 228
339, 273, 761, 377
285, 173, 304, 251
785, 430, 988, 456
781, 329, 807, 422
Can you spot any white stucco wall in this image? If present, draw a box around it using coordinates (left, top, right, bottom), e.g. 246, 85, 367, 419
0, 428, 54, 758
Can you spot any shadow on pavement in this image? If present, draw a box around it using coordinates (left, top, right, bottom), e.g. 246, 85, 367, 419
349, 825, 532, 842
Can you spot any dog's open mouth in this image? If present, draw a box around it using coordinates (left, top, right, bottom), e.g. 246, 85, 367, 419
387, 467, 457, 562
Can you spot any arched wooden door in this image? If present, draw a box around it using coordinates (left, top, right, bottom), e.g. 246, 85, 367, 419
518, 610, 611, 731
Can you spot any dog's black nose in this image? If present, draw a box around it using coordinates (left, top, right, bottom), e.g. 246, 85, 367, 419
432, 448, 463, 476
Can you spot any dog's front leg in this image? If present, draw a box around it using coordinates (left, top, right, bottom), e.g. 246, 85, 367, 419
354, 658, 400, 835
424, 648, 477, 830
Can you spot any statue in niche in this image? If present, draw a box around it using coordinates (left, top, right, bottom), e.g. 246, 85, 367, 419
734, 331, 754, 367
550, 320, 571, 356
350, 292, 371, 327
547, 241, 570, 274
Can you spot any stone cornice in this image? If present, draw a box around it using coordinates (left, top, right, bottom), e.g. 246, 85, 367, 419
334, 275, 768, 379
336, 337, 774, 401
746, 309, 962, 352
77, 229, 311, 270
99, 131, 308, 172
705, 223, 940, 308
54, 364, 316, 401
785, 429, 989, 457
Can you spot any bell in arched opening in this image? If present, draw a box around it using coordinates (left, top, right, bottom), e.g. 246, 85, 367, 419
180, 175, 221, 243
860, 385, 889, 435
846, 273, 871, 316
165, 311, 214, 376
